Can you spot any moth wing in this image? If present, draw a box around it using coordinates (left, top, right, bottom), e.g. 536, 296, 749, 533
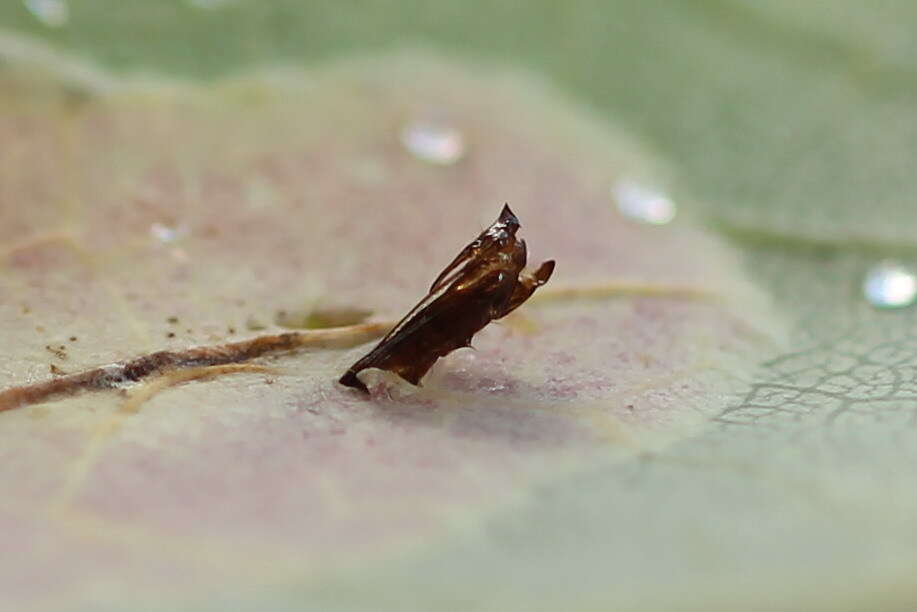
339, 265, 510, 390
429, 204, 521, 293
428, 240, 482, 293
377, 263, 507, 353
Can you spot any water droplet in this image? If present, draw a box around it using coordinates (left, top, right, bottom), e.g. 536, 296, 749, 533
149, 222, 187, 244
863, 261, 917, 309
612, 180, 676, 225
400, 119, 466, 165
23, 0, 68, 27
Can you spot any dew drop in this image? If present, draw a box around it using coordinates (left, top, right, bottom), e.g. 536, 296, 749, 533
149, 222, 187, 244
23, 0, 68, 27
612, 180, 676, 225
400, 119, 466, 165
863, 261, 917, 309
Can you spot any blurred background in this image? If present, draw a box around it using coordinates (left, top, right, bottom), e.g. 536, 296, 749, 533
7, 1, 917, 246
5, 2, 917, 611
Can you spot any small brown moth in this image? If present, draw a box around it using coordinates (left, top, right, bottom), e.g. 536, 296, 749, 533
339, 204, 555, 392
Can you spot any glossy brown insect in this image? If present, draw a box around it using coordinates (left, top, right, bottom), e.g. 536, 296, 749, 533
339, 204, 555, 392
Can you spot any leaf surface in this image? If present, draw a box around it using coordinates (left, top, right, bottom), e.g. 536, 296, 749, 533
4, 2, 917, 610
0, 47, 779, 610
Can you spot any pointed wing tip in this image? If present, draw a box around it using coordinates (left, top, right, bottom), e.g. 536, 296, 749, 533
338, 370, 369, 393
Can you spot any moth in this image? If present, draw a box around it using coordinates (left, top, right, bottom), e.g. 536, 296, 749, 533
339, 204, 555, 392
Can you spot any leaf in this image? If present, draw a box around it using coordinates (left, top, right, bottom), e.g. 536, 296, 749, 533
0, 42, 782, 610
4, 2, 917, 610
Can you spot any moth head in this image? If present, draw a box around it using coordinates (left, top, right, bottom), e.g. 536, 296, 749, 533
483, 204, 521, 250
497, 203, 521, 235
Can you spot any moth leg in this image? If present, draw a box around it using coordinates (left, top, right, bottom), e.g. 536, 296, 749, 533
497, 260, 556, 318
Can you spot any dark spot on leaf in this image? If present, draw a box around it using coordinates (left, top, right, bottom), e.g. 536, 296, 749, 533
45, 345, 66, 360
